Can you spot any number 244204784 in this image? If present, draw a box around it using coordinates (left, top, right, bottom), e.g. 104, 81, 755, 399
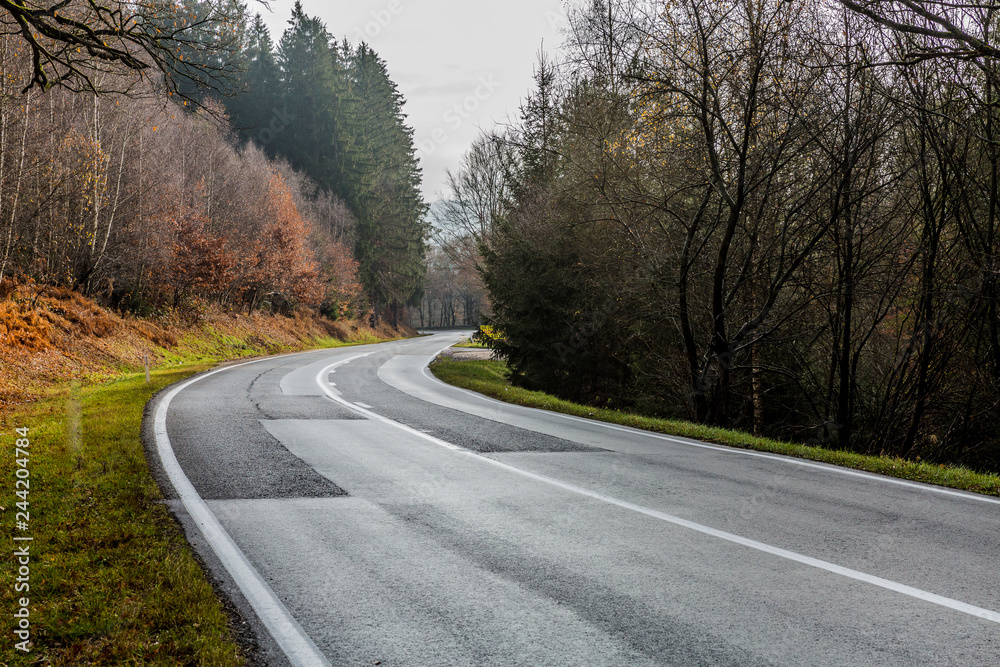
14, 427, 31, 530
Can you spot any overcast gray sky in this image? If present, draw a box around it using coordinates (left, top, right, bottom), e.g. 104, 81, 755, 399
257, 1, 569, 203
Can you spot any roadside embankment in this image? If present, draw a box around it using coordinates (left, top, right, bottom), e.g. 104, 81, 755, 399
0, 284, 406, 408
0, 286, 409, 664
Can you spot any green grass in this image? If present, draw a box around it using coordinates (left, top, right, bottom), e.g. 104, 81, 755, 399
430, 357, 1000, 498
158, 328, 388, 368
451, 336, 490, 349
0, 333, 403, 664
0, 366, 243, 665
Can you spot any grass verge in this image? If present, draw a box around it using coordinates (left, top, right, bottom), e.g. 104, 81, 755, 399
0, 334, 402, 665
451, 336, 489, 349
430, 357, 1000, 498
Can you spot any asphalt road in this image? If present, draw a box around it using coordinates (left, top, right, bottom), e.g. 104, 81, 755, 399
149, 332, 1000, 666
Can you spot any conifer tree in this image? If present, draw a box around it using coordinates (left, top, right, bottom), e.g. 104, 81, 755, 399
277, 3, 344, 188
347, 44, 427, 322
228, 14, 281, 148
221, 3, 428, 322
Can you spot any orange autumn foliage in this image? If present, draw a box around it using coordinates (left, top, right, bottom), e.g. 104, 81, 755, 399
314, 236, 363, 317
0, 300, 52, 351
167, 207, 234, 303
233, 171, 325, 308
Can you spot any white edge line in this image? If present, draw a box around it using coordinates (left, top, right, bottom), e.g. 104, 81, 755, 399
470, 453, 1000, 625
419, 349, 1000, 507
318, 347, 1000, 626
155, 352, 333, 667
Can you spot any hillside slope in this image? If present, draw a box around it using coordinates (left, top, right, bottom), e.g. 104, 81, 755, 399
0, 283, 408, 407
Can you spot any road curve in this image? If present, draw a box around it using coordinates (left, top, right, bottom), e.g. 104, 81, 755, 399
148, 333, 1000, 666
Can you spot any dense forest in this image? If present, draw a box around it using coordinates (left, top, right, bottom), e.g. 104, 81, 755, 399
225, 4, 427, 324
0, 1, 426, 324
443, 0, 1000, 470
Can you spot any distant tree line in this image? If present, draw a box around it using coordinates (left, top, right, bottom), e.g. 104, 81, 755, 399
408, 244, 485, 329
443, 0, 1000, 470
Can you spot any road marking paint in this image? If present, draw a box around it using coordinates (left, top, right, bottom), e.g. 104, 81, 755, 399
416, 361, 1000, 507
323, 358, 1000, 626
355, 402, 373, 409
316, 362, 462, 451
153, 350, 372, 667
466, 453, 1000, 625
146, 337, 434, 665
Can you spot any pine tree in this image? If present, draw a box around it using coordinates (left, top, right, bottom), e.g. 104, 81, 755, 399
227, 14, 281, 149
168, 0, 248, 103
277, 3, 344, 188
221, 3, 428, 323
519, 49, 560, 187
347, 44, 427, 322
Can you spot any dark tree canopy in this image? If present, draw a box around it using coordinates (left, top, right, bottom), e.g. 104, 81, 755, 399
447, 0, 1000, 470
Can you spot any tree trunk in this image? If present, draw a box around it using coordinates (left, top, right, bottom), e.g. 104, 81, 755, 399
1, 91, 31, 285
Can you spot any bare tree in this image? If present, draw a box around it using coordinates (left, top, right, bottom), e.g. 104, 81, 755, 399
0, 0, 253, 97
839, 1, 1000, 63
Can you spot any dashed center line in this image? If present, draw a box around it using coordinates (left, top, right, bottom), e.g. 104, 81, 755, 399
316, 356, 1000, 627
